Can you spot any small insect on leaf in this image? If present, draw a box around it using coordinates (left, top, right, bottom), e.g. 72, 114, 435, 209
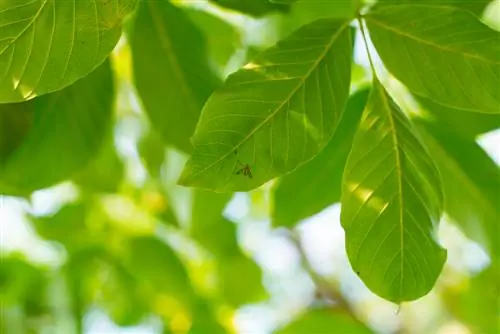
235, 160, 253, 179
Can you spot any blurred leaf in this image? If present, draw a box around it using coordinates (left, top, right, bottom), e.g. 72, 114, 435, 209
124, 236, 195, 307
273, 88, 369, 227
380, 0, 493, 16
414, 119, 500, 259
190, 191, 266, 305
365, 4, 500, 113
341, 80, 446, 302
0, 61, 114, 196
98, 261, 149, 326
128, 0, 221, 152
277, 0, 358, 37
31, 203, 90, 249
210, 0, 288, 17
443, 267, 500, 333
186, 9, 242, 71
179, 19, 352, 191
0, 105, 33, 165
417, 96, 500, 138
74, 134, 125, 193
138, 129, 166, 179
276, 308, 373, 334
0, 0, 136, 102
0, 256, 46, 307
217, 254, 267, 306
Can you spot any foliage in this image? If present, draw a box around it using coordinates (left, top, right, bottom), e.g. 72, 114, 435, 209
1, 0, 499, 333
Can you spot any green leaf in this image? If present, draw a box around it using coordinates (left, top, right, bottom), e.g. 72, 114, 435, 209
0, 102, 33, 165
379, 0, 493, 16
275, 308, 372, 334
190, 191, 266, 306
186, 9, 242, 72
0, 61, 114, 195
73, 134, 125, 193
138, 129, 166, 179
341, 80, 446, 303
277, 0, 358, 37
123, 236, 196, 307
365, 4, 500, 114
443, 267, 500, 333
414, 118, 500, 259
179, 19, 353, 192
416, 96, 500, 138
273, 88, 369, 227
128, 0, 221, 153
210, 0, 288, 17
0, 0, 136, 102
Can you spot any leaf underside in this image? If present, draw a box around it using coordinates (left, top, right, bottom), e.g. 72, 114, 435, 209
179, 19, 353, 192
366, 4, 500, 114
341, 80, 446, 303
0, 0, 135, 102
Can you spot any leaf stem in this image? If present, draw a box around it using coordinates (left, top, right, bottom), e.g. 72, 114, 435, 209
357, 17, 377, 75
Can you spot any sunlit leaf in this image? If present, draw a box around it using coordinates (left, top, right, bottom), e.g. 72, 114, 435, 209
210, 0, 288, 17
365, 4, 500, 113
273, 88, 369, 227
0, 61, 114, 195
179, 19, 352, 191
128, 0, 221, 152
414, 119, 500, 259
0, 0, 136, 102
341, 80, 446, 302
276, 308, 372, 334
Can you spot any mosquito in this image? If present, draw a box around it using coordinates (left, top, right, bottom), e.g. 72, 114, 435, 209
235, 160, 253, 179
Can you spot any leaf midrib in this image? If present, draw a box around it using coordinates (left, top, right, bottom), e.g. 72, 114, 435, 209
376, 82, 404, 300
0, 0, 48, 55
365, 13, 499, 65
185, 21, 350, 181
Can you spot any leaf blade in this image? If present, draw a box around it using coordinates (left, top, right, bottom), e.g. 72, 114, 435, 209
365, 4, 500, 114
180, 19, 353, 191
0, 0, 136, 102
128, 0, 220, 152
341, 80, 446, 302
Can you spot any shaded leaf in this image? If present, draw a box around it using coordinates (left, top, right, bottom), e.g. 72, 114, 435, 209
179, 19, 353, 191
128, 0, 221, 152
123, 236, 195, 307
74, 134, 124, 193
414, 118, 500, 259
417, 95, 500, 138
380, 0, 493, 16
190, 191, 266, 306
0, 0, 136, 102
0, 105, 33, 165
443, 267, 500, 333
365, 4, 500, 113
210, 0, 288, 17
341, 80, 446, 302
273, 88, 369, 227
186, 9, 242, 72
276, 308, 372, 334
0, 61, 114, 195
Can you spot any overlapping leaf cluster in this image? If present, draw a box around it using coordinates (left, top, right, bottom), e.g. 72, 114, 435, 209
1, 0, 498, 332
